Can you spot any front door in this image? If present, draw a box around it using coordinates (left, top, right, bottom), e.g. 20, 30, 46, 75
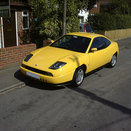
3, 11, 16, 47
88, 37, 108, 72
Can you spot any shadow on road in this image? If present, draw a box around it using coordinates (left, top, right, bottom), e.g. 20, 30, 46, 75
14, 64, 107, 90
14, 69, 65, 90
69, 86, 131, 116
14, 66, 105, 91
14, 69, 131, 115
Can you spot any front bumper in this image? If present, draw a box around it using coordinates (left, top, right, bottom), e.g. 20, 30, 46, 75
20, 66, 74, 84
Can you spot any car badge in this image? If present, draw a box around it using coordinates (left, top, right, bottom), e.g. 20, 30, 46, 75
35, 64, 38, 66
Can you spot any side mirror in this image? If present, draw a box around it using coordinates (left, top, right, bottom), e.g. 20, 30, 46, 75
43, 40, 54, 47
91, 48, 97, 52
50, 40, 54, 43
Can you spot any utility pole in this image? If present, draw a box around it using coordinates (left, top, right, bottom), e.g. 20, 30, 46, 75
63, 0, 66, 35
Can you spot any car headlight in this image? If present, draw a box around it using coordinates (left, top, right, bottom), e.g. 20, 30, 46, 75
24, 54, 33, 62
49, 61, 66, 70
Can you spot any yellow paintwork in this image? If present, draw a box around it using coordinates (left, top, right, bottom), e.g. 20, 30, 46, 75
20, 32, 119, 84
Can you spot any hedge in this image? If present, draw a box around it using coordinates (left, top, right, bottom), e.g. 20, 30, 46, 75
88, 13, 131, 31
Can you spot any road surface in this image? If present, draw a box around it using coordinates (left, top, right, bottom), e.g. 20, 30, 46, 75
0, 38, 131, 131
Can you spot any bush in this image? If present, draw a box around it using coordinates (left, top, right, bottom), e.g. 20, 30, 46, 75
29, 0, 87, 48
88, 13, 131, 31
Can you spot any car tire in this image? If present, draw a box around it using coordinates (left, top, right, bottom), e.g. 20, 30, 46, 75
72, 67, 85, 87
109, 54, 117, 68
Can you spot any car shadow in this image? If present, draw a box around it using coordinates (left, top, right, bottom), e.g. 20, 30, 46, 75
85, 66, 104, 78
68, 86, 131, 116
14, 66, 106, 90
14, 69, 131, 115
14, 69, 65, 90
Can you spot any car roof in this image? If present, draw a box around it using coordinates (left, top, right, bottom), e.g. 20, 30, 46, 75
66, 32, 105, 39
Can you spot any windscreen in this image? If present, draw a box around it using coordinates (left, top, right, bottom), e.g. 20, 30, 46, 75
50, 35, 91, 53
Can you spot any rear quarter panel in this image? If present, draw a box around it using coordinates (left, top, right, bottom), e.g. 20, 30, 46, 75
107, 41, 119, 63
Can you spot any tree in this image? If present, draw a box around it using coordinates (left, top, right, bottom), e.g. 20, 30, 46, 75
30, 0, 60, 47
29, 0, 88, 47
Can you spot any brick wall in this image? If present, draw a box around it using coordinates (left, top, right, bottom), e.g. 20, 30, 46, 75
17, 11, 23, 32
17, 11, 23, 44
0, 44, 36, 69
17, 11, 32, 45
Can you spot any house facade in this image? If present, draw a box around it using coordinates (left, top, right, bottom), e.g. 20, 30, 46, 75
0, 0, 31, 48
79, 0, 100, 23
0, 0, 36, 69
79, 0, 112, 23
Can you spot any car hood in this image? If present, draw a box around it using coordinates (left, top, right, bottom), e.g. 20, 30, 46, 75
23, 46, 83, 71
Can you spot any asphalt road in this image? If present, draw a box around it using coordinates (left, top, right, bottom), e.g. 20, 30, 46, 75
0, 39, 131, 131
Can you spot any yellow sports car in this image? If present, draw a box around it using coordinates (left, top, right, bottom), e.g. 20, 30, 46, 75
21, 32, 119, 86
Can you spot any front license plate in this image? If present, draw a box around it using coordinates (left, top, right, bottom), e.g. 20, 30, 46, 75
26, 71, 40, 80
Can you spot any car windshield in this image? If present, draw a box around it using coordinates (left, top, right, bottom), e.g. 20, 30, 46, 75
50, 35, 91, 53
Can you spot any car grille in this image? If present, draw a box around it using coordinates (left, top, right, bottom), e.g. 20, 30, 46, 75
22, 64, 53, 76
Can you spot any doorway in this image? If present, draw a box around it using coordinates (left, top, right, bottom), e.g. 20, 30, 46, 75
3, 10, 16, 47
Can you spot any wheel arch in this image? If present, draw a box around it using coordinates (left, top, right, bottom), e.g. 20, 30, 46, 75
79, 64, 87, 73
114, 51, 118, 57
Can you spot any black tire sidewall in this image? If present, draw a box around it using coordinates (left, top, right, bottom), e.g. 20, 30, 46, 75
110, 54, 117, 68
72, 67, 84, 87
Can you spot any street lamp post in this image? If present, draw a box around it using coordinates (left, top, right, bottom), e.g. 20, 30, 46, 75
63, 0, 66, 35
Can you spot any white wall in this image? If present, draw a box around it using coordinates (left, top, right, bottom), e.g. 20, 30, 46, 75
0, 17, 4, 48
78, 10, 89, 23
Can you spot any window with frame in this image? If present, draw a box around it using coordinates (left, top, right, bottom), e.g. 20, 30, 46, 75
22, 11, 29, 30
90, 37, 107, 51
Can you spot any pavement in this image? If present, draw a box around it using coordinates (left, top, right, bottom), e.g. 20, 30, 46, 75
0, 37, 131, 93
0, 65, 25, 93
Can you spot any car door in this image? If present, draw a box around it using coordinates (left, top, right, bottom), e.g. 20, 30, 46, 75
88, 37, 108, 72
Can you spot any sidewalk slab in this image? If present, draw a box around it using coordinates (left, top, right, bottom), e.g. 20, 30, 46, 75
0, 82, 25, 94
0, 65, 24, 91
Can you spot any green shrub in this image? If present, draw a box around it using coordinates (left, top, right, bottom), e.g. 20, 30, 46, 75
88, 13, 131, 31
30, 0, 88, 48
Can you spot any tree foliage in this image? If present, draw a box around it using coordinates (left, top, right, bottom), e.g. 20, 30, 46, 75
101, 0, 131, 15
89, 13, 131, 31
29, 0, 88, 46
88, 0, 131, 31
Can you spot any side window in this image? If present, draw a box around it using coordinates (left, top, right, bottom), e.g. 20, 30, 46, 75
90, 37, 106, 51
102, 37, 111, 47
